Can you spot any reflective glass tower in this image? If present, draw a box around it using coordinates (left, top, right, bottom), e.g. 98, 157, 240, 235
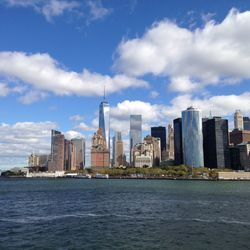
130, 115, 142, 164
182, 107, 204, 168
99, 101, 110, 150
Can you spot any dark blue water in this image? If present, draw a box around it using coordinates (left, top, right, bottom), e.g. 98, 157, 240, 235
0, 178, 250, 249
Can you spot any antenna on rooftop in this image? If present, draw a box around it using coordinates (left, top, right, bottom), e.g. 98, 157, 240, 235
209, 110, 212, 119
103, 85, 106, 101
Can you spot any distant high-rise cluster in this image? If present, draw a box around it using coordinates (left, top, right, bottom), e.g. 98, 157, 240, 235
45, 130, 85, 172
172, 108, 250, 170
29, 100, 250, 172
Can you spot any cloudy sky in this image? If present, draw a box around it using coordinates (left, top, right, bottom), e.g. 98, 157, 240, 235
1, 0, 250, 169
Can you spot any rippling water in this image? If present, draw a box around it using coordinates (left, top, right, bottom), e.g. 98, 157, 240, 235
0, 178, 250, 249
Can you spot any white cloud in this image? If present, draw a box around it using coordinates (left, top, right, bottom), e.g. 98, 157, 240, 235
114, 8, 250, 92
64, 130, 84, 140
0, 51, 148, 103
18, 90, 48, 104
0, 121, 88, 169
69, 114, 85, 122
106, 92, 250, 136
87, 0, 111, 21
0, 121, 57, 166
149, 90, 159, 98
75, 122, 96, 131
0, 83, 10, 96
0, 82, 26, 97
5, 0, 80, 22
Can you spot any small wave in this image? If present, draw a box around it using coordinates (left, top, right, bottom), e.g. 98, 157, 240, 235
0, 213, 105, 224
191, 218, 250, 226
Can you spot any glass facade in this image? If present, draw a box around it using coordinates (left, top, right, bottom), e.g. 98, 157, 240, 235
243, 117, 250, 130
130, 115, 142, 164
151, 126, 166, 152
203, 117, 230, 168
99, 101, 110, 149
182, 107, 204, 168
174, 118, 183, 165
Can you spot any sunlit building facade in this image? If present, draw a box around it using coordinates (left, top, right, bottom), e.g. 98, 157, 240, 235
71, 138, 85, 170
130, 115, 142, 164
182, 107, 204, 168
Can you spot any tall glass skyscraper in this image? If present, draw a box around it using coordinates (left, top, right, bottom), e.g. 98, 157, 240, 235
99, 101, 110, 150
182, 107, 204, 168
130, 115, 142, 164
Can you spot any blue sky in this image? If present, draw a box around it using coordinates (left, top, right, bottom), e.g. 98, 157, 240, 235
0, 0, 250, 169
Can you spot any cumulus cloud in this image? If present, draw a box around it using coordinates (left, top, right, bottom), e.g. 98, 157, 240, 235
114, 8, 250, 92
0, 51, 148, 103
0, 121, 57, 162
74, 122, 96, 132
87, 0, 112, 22
18, 90, 48, 104
105, 92, 250, 136
69, 114, 85, 122
165, 92, 250, 119
5, 0, 80, 22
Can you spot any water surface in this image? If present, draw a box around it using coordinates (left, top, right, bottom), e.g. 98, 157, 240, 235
0, 178, 250, 249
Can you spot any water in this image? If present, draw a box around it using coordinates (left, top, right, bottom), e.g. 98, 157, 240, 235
0, 178, 250, 249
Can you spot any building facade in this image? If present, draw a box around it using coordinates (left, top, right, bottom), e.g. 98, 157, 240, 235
99, 101, 110, 149
203, 117, 230, 168
28, 154, 40, 167
166, 124, 174, 160
234, 110, 244, 130
238, 142, 250, 171
230, 129, 250, 146
91, 128, 110, 169
48, 130, 65, 172
243, 117, 250, 131
64, 140, 76, 171
151, 126, 166, 160
130, 115, 142, 164
144, 135, 161, 166
114, 132, 125, 167
71, 138, 85, 170
174, 118, 183, 165
182, 107, 204, 168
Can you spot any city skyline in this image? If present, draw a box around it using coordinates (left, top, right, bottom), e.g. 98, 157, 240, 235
1, 0, 250, 169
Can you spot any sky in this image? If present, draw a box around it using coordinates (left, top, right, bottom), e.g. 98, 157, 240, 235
1, 0, 250, 170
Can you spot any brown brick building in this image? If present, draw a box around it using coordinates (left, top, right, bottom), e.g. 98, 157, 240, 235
91, 128, 110, 169
230, 129, 250, 146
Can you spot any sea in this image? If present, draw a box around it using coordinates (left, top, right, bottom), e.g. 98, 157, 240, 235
0, 178, 250, 250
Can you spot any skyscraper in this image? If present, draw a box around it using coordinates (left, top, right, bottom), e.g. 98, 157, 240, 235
48, 130, 65, 172
182, 107, 204, 168
173, 118, 183, 165
151, 126, 166, 159
71, 138, 85, 170
130, 115, 142, 164
243, 117, 250, 130
234, 110, 243, 130
114, 132, 125, 167
64, 140, 76, 171
99, 100, 110, 149
166, 124, 174, 160
203, 117, 230, 168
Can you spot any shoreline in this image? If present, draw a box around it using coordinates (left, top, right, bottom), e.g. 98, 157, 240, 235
1, 176, 250, 181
